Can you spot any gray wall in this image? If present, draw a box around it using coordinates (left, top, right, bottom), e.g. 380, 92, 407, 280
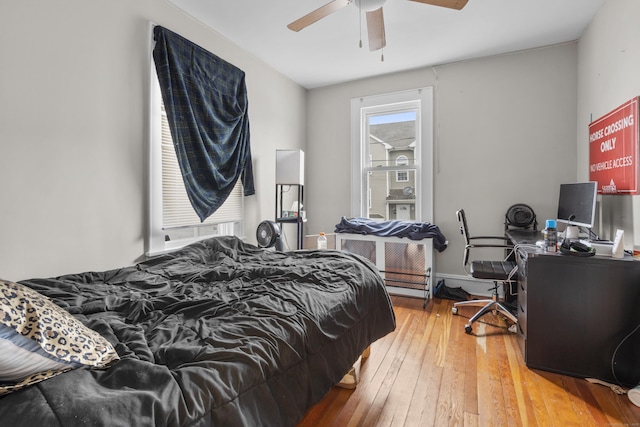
2, 0, 637, 290
577, 0, 640, 247
306, 43, 579, 284
306, 0, 639, 292
0, 0, 306, 281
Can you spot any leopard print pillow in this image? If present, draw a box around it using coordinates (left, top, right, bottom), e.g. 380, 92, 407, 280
0, 279, 119, 395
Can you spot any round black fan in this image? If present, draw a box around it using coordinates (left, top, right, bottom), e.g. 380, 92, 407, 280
256, 220, 283, 251
505, 204, 537, 231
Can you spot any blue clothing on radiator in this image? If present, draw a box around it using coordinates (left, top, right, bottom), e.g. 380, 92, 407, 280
334, 217, 448, 252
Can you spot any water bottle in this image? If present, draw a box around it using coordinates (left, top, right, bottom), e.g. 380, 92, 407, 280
543, 219, 557, 252
317, 232, 327, 250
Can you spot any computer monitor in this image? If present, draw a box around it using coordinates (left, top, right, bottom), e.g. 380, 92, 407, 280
557, 181, 598, 229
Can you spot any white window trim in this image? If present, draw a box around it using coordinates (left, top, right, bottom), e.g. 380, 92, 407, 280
350, 88, 434, 223
147, 24, 164, 256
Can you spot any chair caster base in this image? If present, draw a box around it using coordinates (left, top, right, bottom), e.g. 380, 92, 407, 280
464, 324, 473, 334
452, 307, 458, 315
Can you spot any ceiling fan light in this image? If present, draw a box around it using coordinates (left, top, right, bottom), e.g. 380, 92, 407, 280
355, 0, 387, 12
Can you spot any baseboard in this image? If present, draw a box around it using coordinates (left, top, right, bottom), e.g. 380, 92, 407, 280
385, 286, 429, 299
385, 273, 507, 299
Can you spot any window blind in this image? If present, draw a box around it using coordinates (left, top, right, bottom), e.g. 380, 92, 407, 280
161, 102, 243, 229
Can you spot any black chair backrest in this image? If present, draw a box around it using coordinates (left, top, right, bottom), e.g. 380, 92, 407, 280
456, 209, 471, 267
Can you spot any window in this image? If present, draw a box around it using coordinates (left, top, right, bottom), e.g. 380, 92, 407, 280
147, 52, 243, 256
396, 156, 409, 182
350, 88, 433, 222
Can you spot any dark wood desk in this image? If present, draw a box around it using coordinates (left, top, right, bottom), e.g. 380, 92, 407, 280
507, 230, 640, 387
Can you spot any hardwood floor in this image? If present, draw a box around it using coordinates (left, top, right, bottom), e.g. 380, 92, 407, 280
298, 296, 640, 426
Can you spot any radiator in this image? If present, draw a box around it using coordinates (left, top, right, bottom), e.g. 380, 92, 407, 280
335, 233, 433, 306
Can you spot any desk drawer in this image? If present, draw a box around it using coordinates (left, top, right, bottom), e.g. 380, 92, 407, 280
517, 278, 527, 306
517, 300, 527, 336
519, 276, 527, 294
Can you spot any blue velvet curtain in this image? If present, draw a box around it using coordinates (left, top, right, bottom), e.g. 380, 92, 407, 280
153, 26, 255, 222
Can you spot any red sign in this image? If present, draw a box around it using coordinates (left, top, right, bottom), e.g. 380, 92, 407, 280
589, 97, 639, 195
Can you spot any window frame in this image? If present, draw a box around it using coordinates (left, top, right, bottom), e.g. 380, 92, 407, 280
350, 88, 434, 223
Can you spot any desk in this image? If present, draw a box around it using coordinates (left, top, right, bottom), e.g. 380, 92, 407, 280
507, 230, 640, 387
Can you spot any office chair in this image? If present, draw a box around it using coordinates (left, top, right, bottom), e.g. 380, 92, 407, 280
452, 209, 518, 335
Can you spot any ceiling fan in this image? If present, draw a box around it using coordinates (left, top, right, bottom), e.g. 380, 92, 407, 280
287, 0, 468, 52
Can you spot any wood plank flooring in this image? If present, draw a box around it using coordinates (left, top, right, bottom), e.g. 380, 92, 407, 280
298, 296, 640, 426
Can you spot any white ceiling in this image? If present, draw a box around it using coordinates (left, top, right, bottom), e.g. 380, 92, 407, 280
168, 0, 605, 89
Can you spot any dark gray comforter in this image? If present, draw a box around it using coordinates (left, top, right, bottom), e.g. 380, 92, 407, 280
0, 236, 395, 426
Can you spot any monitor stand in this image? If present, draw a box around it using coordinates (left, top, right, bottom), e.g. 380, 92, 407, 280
565, 225, 580, 239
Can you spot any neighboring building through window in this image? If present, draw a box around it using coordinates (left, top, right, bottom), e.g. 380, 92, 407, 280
350, 88, 433, 223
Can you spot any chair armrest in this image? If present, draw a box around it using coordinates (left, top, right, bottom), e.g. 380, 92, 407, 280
466, 243, 516, 262
468, 235, 512, 242
466, 243, 512, 250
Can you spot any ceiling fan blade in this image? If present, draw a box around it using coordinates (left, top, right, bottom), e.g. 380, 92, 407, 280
287, 0, 352, 32
408, 0, 469, 10
366, 7, 386, 51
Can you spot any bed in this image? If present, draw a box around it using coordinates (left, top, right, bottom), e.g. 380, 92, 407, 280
0, 236, 396, 426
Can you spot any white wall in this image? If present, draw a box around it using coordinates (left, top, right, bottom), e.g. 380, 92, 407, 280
3, 0, 635, 287
0, 0, 306, 281
306, 43, 579, 281
577, 0, 640, 247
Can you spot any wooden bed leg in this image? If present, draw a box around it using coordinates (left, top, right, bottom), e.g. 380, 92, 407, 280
362, 345, 371, 360
336, 366, 358, 389
336, 346, 371, 390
